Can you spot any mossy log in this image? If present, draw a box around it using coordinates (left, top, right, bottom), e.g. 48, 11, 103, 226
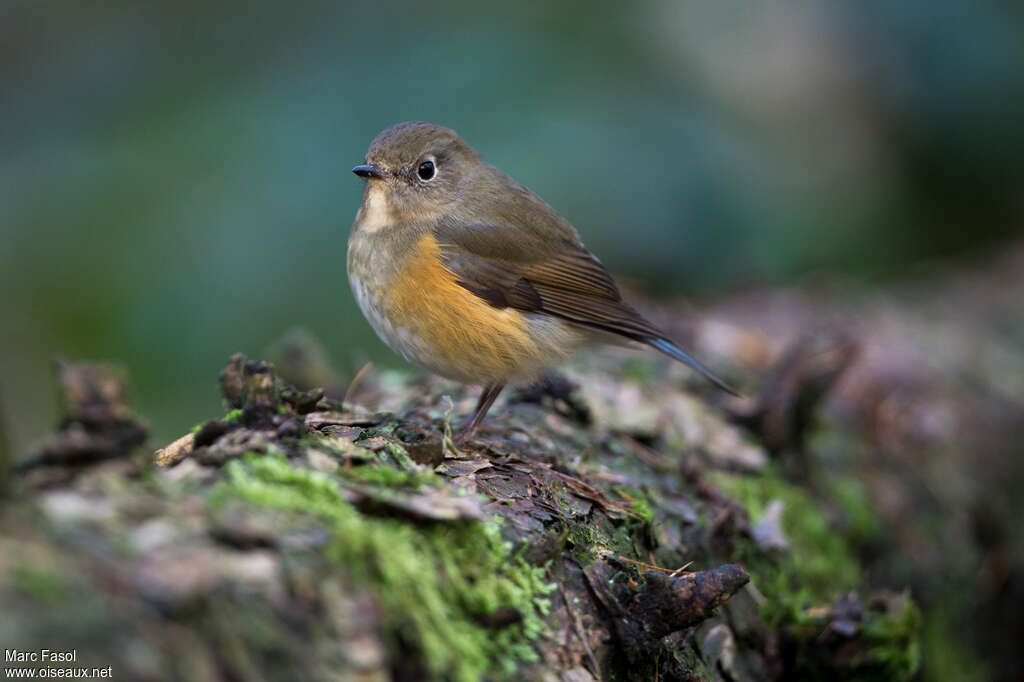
1, 343, 919, 681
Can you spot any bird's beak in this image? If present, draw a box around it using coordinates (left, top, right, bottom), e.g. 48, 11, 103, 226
352, 164, 383, 179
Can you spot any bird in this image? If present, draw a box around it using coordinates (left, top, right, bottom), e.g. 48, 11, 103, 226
347, 121, 736, 436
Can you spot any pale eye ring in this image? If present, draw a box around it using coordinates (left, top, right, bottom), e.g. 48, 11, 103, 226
417, 159, 436, 181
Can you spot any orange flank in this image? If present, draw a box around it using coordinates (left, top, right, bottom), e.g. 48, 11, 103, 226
387, 234, 551, 383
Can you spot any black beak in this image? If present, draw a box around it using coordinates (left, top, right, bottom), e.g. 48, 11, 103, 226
352, 164, 383, 179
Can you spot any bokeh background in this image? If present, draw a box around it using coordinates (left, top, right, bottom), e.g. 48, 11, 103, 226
3, 1, 1024, 680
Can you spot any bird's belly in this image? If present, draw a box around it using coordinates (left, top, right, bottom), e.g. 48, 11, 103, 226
349, 234, 586, 384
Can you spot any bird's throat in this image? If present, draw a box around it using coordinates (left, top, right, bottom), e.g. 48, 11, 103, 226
355, 183, 393, 233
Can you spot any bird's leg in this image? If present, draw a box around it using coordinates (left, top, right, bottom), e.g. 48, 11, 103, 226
461, 383, 505, 438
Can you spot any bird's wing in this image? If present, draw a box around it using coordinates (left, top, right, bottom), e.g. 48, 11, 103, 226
434, 218, 661, 339
433, 217, 737, 394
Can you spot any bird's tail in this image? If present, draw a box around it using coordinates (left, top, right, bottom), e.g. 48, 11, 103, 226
645, 337, 739, 396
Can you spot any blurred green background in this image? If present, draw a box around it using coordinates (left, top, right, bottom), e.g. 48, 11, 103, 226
2, 0, 1022, 453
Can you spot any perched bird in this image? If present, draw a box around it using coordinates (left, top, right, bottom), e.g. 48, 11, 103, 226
348, 122, 735, 435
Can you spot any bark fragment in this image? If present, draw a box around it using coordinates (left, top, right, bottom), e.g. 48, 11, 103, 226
17, 360, 147, 485
586, 559, 750, 661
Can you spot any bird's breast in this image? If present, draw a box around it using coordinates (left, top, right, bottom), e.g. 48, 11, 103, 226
347, 231, 584, 384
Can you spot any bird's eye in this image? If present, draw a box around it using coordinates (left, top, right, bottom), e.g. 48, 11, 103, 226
417, 160, 436, 181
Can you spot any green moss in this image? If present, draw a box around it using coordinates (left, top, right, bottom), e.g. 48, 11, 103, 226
345, 463, 434, 488
828, 476, 882, 545
383, 441, 417, 472
709, 466, 860, 610
862, 596, 921, 682
330, 440, 437, 488
710, 466, 920, 681
622, 357, 655, 384
631, 499, 654, 524
611, 485, 654, 524
557, 483, 653, 567
12, 564, 68, 604
566, 521, 602, 564
224, 408, 244, 423
210, 453, 554, 682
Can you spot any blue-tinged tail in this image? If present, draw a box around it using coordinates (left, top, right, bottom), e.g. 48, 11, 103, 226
646, 337, 739, 396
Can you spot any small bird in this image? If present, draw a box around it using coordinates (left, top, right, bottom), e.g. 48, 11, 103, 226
348, 122, 735, 435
